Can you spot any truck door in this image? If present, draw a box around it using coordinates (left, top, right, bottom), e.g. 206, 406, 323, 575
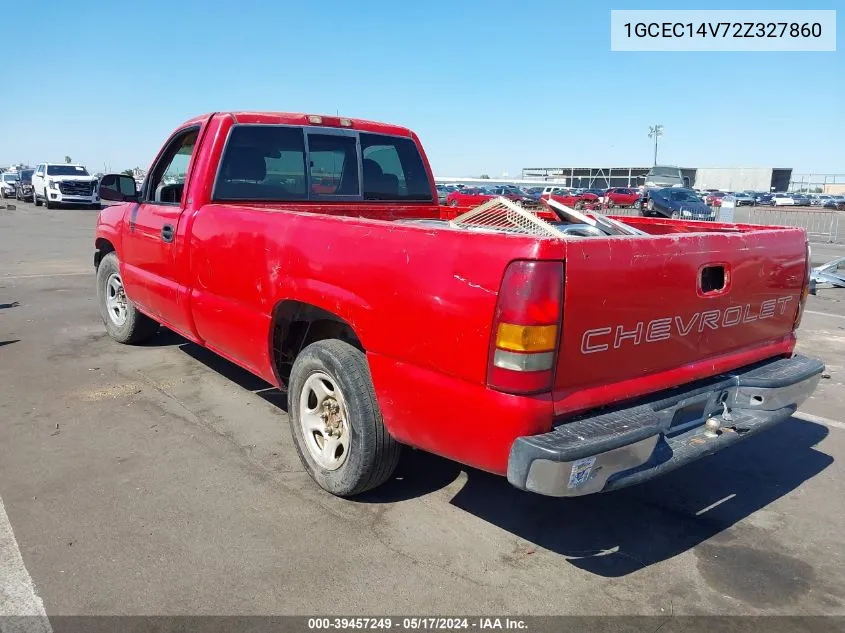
120, 123, 206, 337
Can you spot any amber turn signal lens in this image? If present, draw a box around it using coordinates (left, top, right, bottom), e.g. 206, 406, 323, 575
495, 323, 558, 352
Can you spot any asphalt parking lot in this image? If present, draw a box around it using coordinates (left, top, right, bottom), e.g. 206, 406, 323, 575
1, 200, 844, 618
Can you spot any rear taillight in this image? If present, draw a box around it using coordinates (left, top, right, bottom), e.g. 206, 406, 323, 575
794, 241, 811, 329
487, 260, 563, 394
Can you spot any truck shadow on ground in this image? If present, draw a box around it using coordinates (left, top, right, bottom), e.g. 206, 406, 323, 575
368, 418, 832, 577
172, 337, 289, 411
163, 331, 833, 578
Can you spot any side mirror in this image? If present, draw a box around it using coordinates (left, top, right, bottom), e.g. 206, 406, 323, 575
99, 174, 139, 202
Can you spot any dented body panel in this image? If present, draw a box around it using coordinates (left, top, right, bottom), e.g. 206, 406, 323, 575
95, 112, 819, 488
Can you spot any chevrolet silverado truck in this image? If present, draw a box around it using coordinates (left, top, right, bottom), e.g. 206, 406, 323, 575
93, 112, 823, 498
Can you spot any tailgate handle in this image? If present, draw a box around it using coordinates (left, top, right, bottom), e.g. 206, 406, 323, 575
700, 265, 726, 294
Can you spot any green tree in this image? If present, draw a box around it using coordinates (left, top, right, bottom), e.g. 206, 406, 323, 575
64, 156, 72, 164
121, 169, 134, 177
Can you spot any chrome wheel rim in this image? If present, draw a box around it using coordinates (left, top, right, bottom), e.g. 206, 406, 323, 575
105, 272, 128, 327
299, 371, 350, 471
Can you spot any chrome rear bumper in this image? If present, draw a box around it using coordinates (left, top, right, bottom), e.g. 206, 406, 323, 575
507, 355, 824, 497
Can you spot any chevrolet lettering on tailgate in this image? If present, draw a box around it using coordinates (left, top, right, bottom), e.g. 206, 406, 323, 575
581, 296, 795, 354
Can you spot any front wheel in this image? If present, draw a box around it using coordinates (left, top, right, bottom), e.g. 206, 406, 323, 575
670, 211, 679, 219
288, 339, 401, 497
44, 190, 55, 209
96, 252, 159, 344
34, 190, 42, 206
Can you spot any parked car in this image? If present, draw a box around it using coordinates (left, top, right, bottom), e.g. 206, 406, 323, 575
604, 187, 640, 207
754, 193, 774, 205
644, 165, 684, 190
732, 192, 756, 206
93, 111, 822, 500
445, 187, 493, 208
770, 193, 795, 206
1, 172, 17, 198
643, 187, 716, 220
32, 163, 100, 209
823, 196, 845, 210
486, 186, 537, 206
14, 168, 35, 201
790, 192, 811, 207
705, 191, 727, 207
435, 185, 454, 205
810, 194, 832, 207
541, 187, 581, 207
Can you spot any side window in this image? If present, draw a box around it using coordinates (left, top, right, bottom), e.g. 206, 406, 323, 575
214, 125, 307, 201
307, 133, 359, 196
360, 133, 432, 201
146, 127, 199, 205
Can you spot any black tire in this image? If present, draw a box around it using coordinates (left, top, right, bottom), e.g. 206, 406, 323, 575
34, 190, 42, 206
449, 199, 458, 207
44, 190, 55, 209
288, 339, 401, 497
96, 252, 159, 344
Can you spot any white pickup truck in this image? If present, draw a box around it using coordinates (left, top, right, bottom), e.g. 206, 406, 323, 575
32, 163, 100, 209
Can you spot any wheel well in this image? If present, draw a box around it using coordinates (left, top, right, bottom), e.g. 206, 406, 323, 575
94, 238, 115, 269
271, 301, 363, 386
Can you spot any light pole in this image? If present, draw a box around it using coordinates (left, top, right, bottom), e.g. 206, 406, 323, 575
648, 125, 663, 165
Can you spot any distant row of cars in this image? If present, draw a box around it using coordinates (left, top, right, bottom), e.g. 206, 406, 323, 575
436, 182, 845, 215
436, 184, 619, 209
696, 189, 845, 209
0, 164, 101, 208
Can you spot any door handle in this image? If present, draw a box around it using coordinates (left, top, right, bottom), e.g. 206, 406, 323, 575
161, 224, 174, 243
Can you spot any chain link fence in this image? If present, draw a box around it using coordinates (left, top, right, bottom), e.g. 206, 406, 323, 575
748, 207, 841, 243
604, 204, 842, 243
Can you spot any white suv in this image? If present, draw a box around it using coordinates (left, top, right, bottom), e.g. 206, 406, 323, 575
32, 163, 100, 209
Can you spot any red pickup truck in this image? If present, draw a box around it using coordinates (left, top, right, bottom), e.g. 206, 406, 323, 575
94, 111, 823, 498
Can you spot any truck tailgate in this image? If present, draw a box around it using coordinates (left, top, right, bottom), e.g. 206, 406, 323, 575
555, 228, 807, 413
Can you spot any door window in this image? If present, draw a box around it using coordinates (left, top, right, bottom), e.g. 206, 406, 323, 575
146, 128, 199, 205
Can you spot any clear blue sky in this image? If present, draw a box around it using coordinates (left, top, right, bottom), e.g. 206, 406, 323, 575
1, 0, 841, 176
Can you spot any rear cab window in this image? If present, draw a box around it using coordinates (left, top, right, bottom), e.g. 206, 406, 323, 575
213, 124, 433, 203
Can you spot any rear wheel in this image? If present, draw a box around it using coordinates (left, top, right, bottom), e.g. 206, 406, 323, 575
288, 339, 401, 497
96, 252, 159, 344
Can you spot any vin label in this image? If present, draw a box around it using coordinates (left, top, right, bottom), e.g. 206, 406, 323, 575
611, 10, 836, 51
